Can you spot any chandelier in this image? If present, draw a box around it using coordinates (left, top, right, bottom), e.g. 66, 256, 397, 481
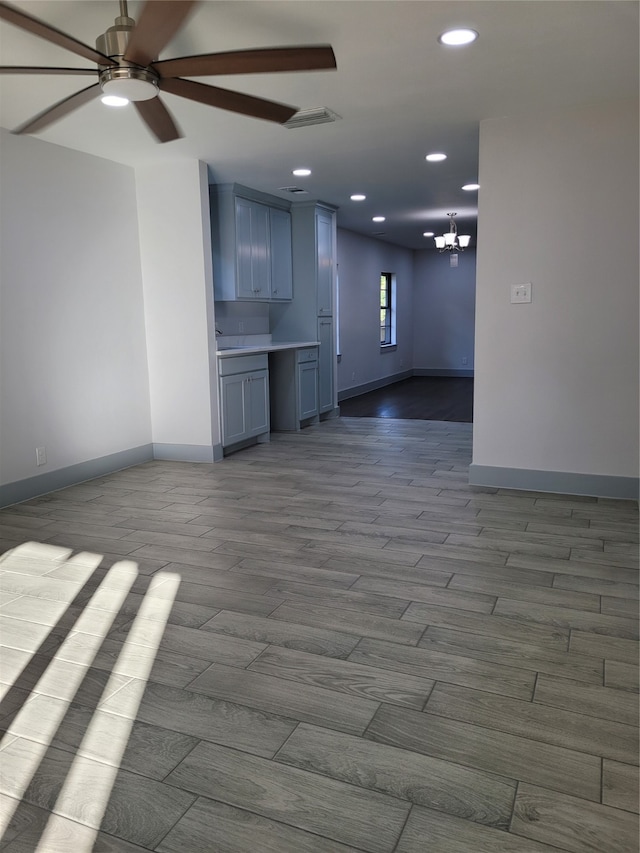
434, 213, 471, 251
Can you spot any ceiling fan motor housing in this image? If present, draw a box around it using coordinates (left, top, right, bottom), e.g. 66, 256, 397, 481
96, 15, 135, 62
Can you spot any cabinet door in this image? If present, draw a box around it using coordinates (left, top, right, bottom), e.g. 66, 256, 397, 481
235, 198, 255, 299
316, 209, 334, 316
317, 317, 335, 414
221, 370, 269, 445
298, 361, 318, 420
220, 374, 248, 445
235, 198, 270, 299
270, 208, 293, 300
246, 370, 270, 436
251, 204, 270, 299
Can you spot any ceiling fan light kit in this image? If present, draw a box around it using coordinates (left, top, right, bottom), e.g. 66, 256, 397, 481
100, 67, 159, 103
0, 0, 337, 142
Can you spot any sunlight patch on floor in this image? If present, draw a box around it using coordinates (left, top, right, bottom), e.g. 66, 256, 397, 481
0, 542, 181, 850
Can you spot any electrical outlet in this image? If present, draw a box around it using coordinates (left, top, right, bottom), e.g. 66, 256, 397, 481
351, 371, 356, 380
239, 321, 244, 332
461, 357, 468, 365
35, 446, 47, 466
511, 283, 532, 303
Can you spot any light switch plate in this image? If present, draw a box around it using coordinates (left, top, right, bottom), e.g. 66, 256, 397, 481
511, 283, 532, 303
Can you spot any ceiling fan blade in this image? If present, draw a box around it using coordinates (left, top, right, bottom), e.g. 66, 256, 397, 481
0, 2, 112, 66
0, 66, 97, 75
134, 97, 182, 143
153, 45, 337, 78
160, 77, 297, 124
124, 0, 198, 68
13, 83, 100, 135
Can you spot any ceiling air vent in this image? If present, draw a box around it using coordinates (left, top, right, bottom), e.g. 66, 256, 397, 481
279, 186, 309, 195
284, 107, 341, 129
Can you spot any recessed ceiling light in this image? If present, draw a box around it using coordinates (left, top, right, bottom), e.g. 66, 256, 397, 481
423, 231, 435, 237
425, 153, 447, 162
101, 95, 129, 107
438, 28, 478, 46
292, 168, 311, 177
462, 183, 480, 191
350, 194, 366, 201
372, 216, 386, 222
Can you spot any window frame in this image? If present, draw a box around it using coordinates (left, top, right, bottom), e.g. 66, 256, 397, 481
379, 272, 396, 348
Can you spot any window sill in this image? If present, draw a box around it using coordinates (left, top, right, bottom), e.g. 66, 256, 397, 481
380, 344, 397, 352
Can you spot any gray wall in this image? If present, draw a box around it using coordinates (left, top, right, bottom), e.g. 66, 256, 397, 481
336, 229, 414, 396
135, 160, 220, 459
412, 249, 476, 373
0, 130, 152, 489
472, 98, 638, 496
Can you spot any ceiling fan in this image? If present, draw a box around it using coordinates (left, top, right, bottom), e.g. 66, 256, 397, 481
0, 0, 337, 142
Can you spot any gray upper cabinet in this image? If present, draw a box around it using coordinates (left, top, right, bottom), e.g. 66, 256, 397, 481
235, 197, 270, 299
269, 207, 293, 301
210, 184, 292, 302
316, 208, 334, 316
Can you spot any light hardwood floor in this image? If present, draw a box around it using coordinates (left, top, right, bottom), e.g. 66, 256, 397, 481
0, 417, 638, 852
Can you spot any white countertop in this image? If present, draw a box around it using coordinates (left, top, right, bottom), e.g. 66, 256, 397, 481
216, 340, 319, 357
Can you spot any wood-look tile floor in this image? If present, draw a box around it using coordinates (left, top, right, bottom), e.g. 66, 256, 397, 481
0, 417, 638, 852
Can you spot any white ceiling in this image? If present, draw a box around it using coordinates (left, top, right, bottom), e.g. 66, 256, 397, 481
1, 1, 638, 249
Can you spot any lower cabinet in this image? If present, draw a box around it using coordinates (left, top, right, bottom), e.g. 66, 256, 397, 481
298, 358, 319, 421
317, 317, 335, 415
270, 347, 318, 431
219, 354, 270, 448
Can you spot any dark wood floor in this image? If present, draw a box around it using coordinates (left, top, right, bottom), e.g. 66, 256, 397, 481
339, 377, 473, 422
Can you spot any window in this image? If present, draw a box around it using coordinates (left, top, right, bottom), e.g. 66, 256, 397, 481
380, 272, 395, 347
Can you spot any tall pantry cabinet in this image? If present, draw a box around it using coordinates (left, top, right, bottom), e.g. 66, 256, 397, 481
272, 201, 338, 417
